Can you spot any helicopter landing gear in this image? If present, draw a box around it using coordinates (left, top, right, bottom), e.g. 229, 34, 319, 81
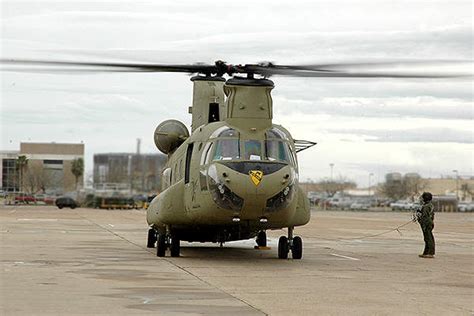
170, 233, 180, 257
278, 227, 303, 260
156, 233, 167, 257
147, 228, 157, 248
156, 230, 181, 257
256, 230, 267, 247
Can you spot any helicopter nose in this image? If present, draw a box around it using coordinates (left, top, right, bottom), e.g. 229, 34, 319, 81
208, 162, 296, 215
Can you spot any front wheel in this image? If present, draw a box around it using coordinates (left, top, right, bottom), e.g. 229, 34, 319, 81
292, 236, 303, 259
256, 231, 267, 247
147, 229, 156, 248
278, 236, 288, 259
170, 235, 180, 257
156, 234, 166, 257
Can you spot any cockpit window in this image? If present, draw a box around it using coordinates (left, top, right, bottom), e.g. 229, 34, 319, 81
213, 139, 240, 161
266, 127, 288, 140
218, 128, 239, 138
244, 140, 262, 160
265, 140, 291, 163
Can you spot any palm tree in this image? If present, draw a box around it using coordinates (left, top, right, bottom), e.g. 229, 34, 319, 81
15, 155, 28, 192
71, 158, 84, 190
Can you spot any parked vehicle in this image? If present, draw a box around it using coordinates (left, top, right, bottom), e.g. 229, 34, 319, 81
328, 198, 353, 210
350, 201, 371, 210
390, 200, 413, 211
55, 197, 78, 209
458, 203, 474, 212
15, 194, 36, 204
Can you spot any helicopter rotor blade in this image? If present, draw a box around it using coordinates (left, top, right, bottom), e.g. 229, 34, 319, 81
0, 58, 218, 74
245, 60, 473, 79
1, 58, 471, 79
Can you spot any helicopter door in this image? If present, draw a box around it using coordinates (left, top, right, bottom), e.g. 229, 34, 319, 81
184, 143, 201, 211
208, 103, 220, 123
185, 143, 193, 184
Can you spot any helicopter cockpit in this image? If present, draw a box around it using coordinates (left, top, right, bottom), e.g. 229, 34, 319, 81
203, 126, 296, 166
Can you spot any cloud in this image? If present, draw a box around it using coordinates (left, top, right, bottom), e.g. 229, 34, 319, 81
274, 96, 473, 120
330, 127, 473, 144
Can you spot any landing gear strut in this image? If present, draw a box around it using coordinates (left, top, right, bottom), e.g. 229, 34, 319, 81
278, 227, 303, 259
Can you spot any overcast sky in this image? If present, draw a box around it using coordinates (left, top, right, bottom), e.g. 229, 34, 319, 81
1, 0, 473, 187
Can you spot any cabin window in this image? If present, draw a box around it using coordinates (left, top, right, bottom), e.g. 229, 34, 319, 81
243, 140, 262, 160
213, 139, 240, 161
265, 140, 291, 163
162, 168, 171, 189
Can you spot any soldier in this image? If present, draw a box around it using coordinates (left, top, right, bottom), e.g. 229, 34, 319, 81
415, 192, 435, 258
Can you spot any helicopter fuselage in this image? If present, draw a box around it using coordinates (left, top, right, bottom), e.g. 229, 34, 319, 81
147, 121, 310, 243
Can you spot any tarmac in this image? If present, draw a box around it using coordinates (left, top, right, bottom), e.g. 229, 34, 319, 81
1, 205, 473, 315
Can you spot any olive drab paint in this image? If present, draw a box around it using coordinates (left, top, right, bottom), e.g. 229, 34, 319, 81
147, 75, 311, 247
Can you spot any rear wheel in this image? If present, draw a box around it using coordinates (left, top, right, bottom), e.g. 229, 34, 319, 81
58, 205, 63, 209
292, 236, 303, 259
147, 228, 156, 248
278, 236, 288, 259
156, 234, 166, 257
256, 231, 267, 247
170, 234, 180, 257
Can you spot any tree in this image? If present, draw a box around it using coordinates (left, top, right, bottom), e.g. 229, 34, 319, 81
15, 155, 28, 192
71, 158, 84, 190
318, 176, 357, 197
379, 174, 427, 201
24, 163, 52, 194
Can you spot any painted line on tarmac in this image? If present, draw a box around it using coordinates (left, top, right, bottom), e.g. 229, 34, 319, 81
330, 253, 360, 261
17, 218, 58, 222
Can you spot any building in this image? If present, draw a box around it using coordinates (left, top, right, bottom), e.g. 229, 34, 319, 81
0, 142, 84, 194
93, 153, 166, 193
425, 178, 474, 202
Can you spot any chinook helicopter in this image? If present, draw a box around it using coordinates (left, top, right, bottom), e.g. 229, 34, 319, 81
1, 58, 470, 259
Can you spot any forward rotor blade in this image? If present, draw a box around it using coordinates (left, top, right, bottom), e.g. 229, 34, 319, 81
0, 58, 217, 74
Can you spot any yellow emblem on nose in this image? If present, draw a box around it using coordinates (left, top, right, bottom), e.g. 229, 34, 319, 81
249, 170, 263, 186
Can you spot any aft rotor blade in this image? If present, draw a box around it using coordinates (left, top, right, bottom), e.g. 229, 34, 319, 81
249, 60, 472, 79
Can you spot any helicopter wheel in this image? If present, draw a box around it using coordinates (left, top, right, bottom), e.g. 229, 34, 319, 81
278, 236, 289, 259
256, 231, 267, 247
156, 233, 167, 257
170, 233, 180, 257
147, 228, 157, 248
292, 236, 303, 259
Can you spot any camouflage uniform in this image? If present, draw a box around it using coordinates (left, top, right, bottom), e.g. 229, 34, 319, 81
417, 201, 435, 256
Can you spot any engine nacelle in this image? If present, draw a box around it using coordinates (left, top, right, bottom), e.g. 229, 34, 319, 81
153, 119, 189, 154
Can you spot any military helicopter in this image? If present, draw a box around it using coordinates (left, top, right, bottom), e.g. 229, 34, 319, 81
1, 58, 470, 259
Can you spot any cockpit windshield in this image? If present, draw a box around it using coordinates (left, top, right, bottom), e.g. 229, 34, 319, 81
206, 126, 295, 165
212, 127, 240, 161
265, 140, 291, 163
243, 140, 262, 160
213, 139, 240, 161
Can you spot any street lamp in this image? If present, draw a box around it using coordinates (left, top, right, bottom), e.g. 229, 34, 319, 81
452, 170, 459, 200
368, 173, 374, 197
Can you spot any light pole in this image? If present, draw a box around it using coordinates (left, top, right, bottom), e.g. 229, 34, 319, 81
329, 163, 334, 182
368, 173, 374, 197
452, 170, 459, 200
